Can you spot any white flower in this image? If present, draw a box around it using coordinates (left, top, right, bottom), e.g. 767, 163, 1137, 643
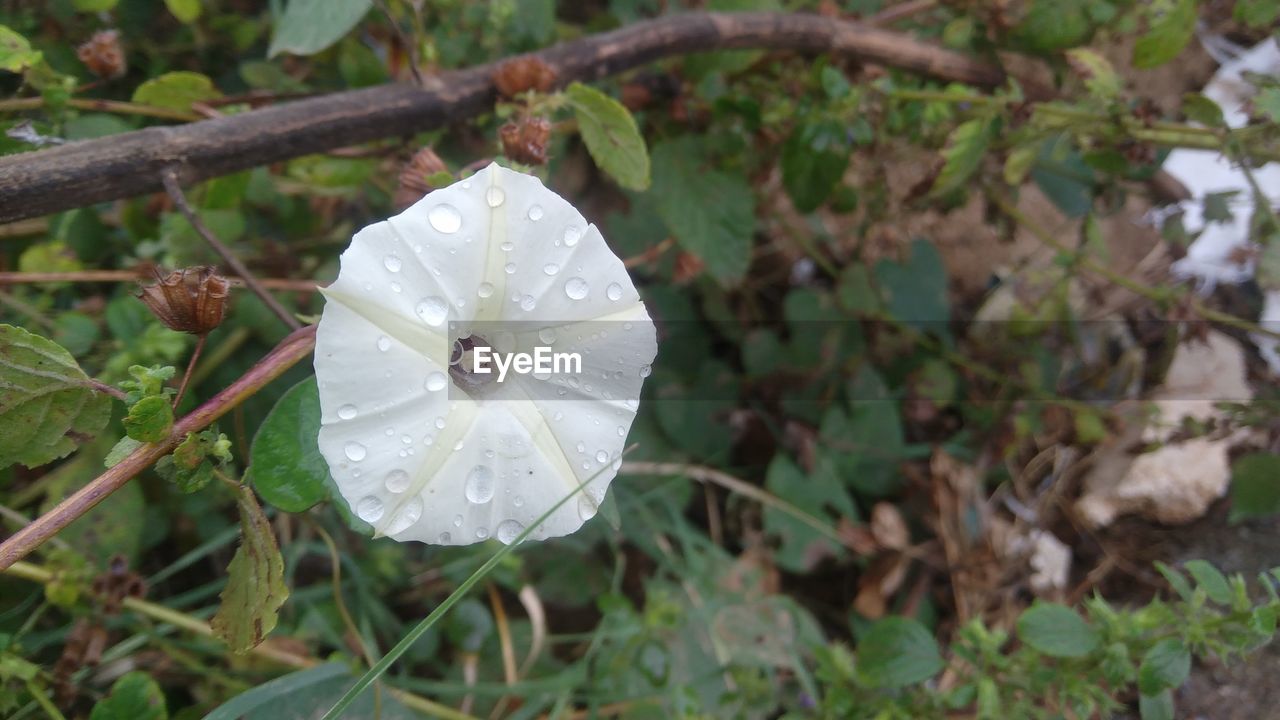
313, 163, 657, 545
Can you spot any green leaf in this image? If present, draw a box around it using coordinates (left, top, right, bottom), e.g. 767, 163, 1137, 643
566, 82, 650, 191
1256, 87, 1280, 124
1009, 0, 1094, 53
650, 137, 756, 284
89, 671, 167, 720
0, 324, 112, 469
1230, 453, 1280, 521
1004, 145, 1038, 186
856, 616, 945, 688
1184, 559, 1231, 605
105, 437, 143, 468
0, 25, 42, 73
1154, 561, 1193, 601
782, 119, 852, 212
164, 0, 201, 23
932, 118, 992, 197
72, 0, 119, 11
1066, 48, 1121, 100
874, 238, 949, 329
763, 456, 855, 573
1133, 0, 1196, 70
132, 71, 221, 111
1182, 93, 1225, 127
1016, 602, 1100, 658
1139, 689, 1175, 720
123, 396, 174, 443
1235, 0, 1280, 27
1138, 638, 1190, 695
269, 0, 372, 57
249, 377, 329, 513
205, 664, 356, 720
212, 485, 290, 654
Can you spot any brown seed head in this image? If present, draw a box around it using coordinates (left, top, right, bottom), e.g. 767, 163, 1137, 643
77, 30, 127, 80
493, 56, 557, 98
136, 266, 230, 335
500, 116, 552, 166
395, 146, 449, 208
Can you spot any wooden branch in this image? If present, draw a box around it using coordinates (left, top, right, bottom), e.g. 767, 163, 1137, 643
0, 12, 1004, 224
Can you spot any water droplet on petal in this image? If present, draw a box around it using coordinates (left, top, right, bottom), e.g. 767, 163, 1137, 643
385, 469, 411, 493
513, 495, 524, 507
357, 496, 384, 522
576, 442, 586, 453
617, 425, 626, 437
538, 327, 556, 344
478, 282, 495, 298
543, 263, 559, 276
500, 241, 514, 252
496, 519, 525, 544
486, 186, 505, 207
435, 417, 446, 429
578, 495, 598, 521
465, 465, 495, 503
476, 527, 490, 539
386, 496, 424, 534
384, 254, 402, 272
390, 281, 402, 293
428, 203, 462, 233
505, 262, 517, 274
377, 335, 391, 352
425, 372, 447, 392
520, 295, 536, 311
453, 514, 463, 527
438, 531, 452, 543
639, 364, 652, 378
338, 404, 358, 420
415, 296, 449, 326
564, 277, 589, 300
596, 450, 608, 464
344, 441, 367, 461
563, 226, 581, 247
528, 205, 544, 221
606, 282, 623, 301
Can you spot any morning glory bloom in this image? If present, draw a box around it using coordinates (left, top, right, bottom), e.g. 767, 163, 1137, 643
314, 163, 657, 545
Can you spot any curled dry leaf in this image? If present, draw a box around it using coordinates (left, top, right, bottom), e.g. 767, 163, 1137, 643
870, 501, 909, 551
395, 147, 449, 209
77, 29, 126, 80
314, 163, 657, 546
493, 56, 558, 98
500, 116, 552, 166
135, 266, 230, 335
1076, 330, 1253, 527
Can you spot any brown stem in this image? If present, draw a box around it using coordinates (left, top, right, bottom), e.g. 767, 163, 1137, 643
85, 378, 127, 401
0, 97, 200, 121
0, 324, 317, 571
172, 333, 207, 409
160, 169, 302, 331
0, 12, 1006, 223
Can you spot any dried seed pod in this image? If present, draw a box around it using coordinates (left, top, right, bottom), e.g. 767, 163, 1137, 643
493, 56, 557, 98
136, 266, 230, 335
499, 116, 552, 166
76, 30, 127, 80
395, 147, 450, 208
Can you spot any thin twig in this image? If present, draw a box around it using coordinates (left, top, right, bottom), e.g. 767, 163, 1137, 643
0, 324, 317, 570
172, 333, 207, 409
160, 168, 301, 330
0, 96, 200, 121
371, 0, 425, 87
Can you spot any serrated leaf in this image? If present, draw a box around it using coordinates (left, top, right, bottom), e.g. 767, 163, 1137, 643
1016, 602, 1099, 658
211, 485, 289, 654
856, 616, 944, 688
782, 119, 852, 212
0, 324, 112, 469
1133, 0, 1196, 70
132, 71, 221, 111
249, 377, 329, 513
650, 137, 755, 284
1184, 559, 1231, 605
89, 671, 167, 720
1009, 0, 1094, 53
123, 396, 174, 443
1066, 48, 1121, 100
164, 0, 201, 23
1154, 561, 1193, 601
269, 0, 372, 57
0, 25, 41, 73
566, 82, 650, 191
763, 456, 854, 572
874, 238, 949, 330
933, 118, 992, 196
1138, 638, 1190, 695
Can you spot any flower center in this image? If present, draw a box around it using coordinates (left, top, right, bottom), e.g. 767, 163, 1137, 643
449, 334, 498, 396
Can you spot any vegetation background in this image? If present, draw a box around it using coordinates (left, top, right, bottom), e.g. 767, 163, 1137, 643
1, 0, 1280, 718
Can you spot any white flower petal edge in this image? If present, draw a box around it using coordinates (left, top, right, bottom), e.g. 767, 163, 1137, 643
314, 163, 658, 545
